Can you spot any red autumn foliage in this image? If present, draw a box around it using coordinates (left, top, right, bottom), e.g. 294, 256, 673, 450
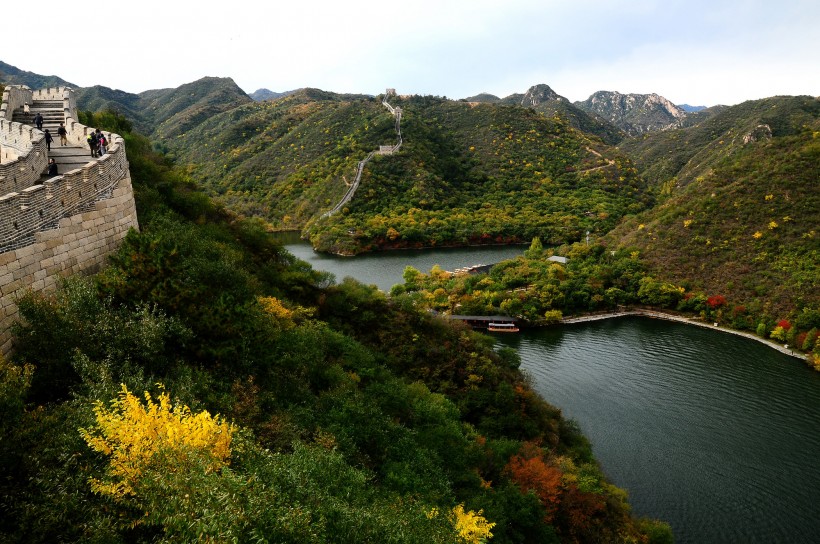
732, 305, 746, 315
554, 484, 607, 541
504, 443, 563, 522
777, 319, 792, 330
706, 295, 727, 308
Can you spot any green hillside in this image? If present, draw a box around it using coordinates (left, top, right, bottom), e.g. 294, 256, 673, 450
385, 96, 819, 359
0, 110, 667, 543
0, 60, 74, 89
141, 76, 252, 139
168, 91, 650, 255
465, 85, 624, 145
74, 76, 251, 138
618, 96, 820, 191
75, 85, 145, 128
606, 110, 820, 319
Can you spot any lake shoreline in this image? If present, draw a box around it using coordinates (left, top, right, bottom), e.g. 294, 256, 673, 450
561, 309, 807, 361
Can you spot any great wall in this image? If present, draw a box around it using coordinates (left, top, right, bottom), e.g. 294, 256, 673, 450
321, 89, 402, 218
0, 85, 138, 353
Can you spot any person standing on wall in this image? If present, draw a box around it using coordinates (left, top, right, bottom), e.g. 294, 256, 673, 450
34, 112, 44, 131
23, 102, 30, 122
44, 129, 53, 151
87, 131, 98, 157
98, 132, 107, 156
57, 123, 68, 146
47, 158, 57, 177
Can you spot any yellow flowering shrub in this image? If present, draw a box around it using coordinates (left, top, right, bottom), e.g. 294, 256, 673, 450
425, 504, 495, 543
259, 295, 295, 327
80, 384, 234, 499
451, 504, 495, 543
258, 296, 313, 328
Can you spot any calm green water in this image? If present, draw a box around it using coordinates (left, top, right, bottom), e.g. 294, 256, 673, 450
282, 240, 820, 543
495, 318, 820, 544
280, 233, 525, 292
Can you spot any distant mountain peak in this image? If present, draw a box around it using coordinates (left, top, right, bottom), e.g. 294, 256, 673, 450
521, 84, 566, 107
679, 104, 708, 113
576, 91, 687, 135
462, 92, 501, 103
249, 88, 295, 102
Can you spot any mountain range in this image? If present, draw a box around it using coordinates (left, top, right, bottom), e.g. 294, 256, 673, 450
2, 59, 817, 319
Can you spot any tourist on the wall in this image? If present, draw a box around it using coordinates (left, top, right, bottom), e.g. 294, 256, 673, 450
44, 129, 53, 151
57, 123, 68, 146
34, 112, 44, 131
47, 158, 57, 177
23, 102, 30, 122
98, 132, 107, 156
87, 131, 99, 157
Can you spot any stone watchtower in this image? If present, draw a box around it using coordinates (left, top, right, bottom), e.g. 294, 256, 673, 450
0, 85, 139, 353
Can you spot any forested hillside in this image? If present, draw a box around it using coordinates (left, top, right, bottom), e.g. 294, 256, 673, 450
167, 90, 650, 254
0, 109, 670, 542
617, 96, 820, 190
0, 60, 74, 89
465, 85, 624, 145
606, 111, 820, 319
75, 76, 251, 136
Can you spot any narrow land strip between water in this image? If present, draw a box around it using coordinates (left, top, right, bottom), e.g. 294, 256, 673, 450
561, 309, 807, 361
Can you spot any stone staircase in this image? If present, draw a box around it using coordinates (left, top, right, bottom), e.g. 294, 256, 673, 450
10, 99, 92, 180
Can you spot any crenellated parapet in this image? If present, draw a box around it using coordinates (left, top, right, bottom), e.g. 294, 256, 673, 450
0, 85, 139, 353
0, 86, 130, 253
0, 138, 128, 251
0, 85, 33, 121
0, 119, 49, 192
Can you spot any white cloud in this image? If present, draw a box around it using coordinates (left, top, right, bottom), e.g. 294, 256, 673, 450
2, 0, 817, 105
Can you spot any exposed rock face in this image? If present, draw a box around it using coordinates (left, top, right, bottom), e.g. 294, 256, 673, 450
742, 123, 773, 144
575, 91, 687, 136
521, 84, 567, 107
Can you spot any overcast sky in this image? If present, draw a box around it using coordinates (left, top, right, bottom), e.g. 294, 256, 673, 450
4, 0, 818, 106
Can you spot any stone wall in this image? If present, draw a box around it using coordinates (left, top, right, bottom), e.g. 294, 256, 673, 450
32, 86, 77, 122
0, 85, 81, 192
0, 119, 48, 191
0, 85, 32, 121
0, 172, 139, 353
0, 86, 139, 354
0, 134, 128, 252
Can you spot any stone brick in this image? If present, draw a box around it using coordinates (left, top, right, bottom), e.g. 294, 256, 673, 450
0, 252, 17, 267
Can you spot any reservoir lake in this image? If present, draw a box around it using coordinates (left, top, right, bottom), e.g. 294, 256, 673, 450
282, 238, 820, 543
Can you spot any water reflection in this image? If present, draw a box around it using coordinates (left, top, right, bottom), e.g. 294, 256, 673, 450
498, 317, 820, 544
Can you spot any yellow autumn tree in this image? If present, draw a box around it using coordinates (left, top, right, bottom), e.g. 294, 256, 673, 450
80, 384, 234, 499
451, 504, 496, 543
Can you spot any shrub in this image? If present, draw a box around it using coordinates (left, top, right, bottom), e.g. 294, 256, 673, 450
706, 295, 727, 309
79, 384, 234, 499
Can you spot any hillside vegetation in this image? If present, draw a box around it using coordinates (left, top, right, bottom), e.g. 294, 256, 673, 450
606, 113, 820, 319
0, 60, 74, 89
0, 109, 670, 543
618, 96, 820, 190
76, 76, 251, 136
465, 85, 624, 145
390, 96, 820, 363
167, 91, 650, 254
